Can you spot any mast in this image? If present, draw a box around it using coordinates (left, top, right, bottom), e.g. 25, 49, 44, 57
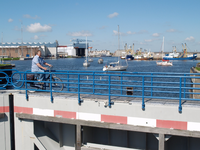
86, 36, 87, 62
118, 25, 120, 64
1, 32, 3, 57
21, 21, 23, 57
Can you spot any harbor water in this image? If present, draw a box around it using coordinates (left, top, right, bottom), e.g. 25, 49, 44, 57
12, 57, 199, 73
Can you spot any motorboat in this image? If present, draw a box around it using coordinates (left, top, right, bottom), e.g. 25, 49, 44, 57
83, 60, 90, 67
98, 58, 103, 64
103, 61, 128, 71
156, 61, 173, 66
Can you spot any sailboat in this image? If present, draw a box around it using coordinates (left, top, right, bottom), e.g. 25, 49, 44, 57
83, 37, 90, 67
156, 37, 173, 66
103, 25, 128, 71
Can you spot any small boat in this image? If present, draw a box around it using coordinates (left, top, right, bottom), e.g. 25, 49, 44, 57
83, 60, 90, 67
156, 60, 173, 66
120, 52, 126, 59
98, 58, 103, 64
156, 37, 173, 66
88, 58, 93, 62
103, 61, 128, 71
103, 25, 128, 71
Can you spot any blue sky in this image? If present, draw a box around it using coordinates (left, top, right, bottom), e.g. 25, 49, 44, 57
1, 0, 200, 52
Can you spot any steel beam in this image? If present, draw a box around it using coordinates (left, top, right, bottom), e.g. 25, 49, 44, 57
16, 113, 200, 139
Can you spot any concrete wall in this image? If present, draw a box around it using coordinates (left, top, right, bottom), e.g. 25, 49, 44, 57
0, 93, 11, 150
1, 92, 200, 149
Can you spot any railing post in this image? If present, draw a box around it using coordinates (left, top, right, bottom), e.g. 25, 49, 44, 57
50, 73, 53, 103
142, 76, 145, 110
93, 72, 95, 94
78, 74, 82, 104
184, 74, 186, 98
25, 72, 28, 100
108, 75, 113, 107
67, 71, 69, 92
179, 77, 182, 113
121, 72, 123, 95
151, 73, 153, 97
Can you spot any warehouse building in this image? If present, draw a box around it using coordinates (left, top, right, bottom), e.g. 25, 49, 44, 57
0, 41, 58, 58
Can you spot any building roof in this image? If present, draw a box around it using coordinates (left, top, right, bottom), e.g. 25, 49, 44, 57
0, 42, 58, 47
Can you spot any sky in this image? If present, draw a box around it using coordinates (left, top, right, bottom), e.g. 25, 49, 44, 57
0, 0, 200, 52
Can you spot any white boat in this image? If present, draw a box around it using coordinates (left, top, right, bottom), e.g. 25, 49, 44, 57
156, 61, 173, 66
88, 58, 93, 62
83, 60, 90, 67
156, 37, 173, 66
98, 58, 103, 64
103, 25, 128, 71
83, 37, 90, 67
103, 61, 128, 71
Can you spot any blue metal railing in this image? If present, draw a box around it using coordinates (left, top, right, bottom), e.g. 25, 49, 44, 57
1, 69, 200, 113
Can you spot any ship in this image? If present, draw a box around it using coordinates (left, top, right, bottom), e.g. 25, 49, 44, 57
163, 43, 197, 60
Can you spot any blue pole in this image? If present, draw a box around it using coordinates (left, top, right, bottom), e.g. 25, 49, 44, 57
151, 73, 153, 97
121, 72, 123, 95
78, 74, 81, 104
50, 73, 53, 103
142, 76, 145, 110
25, 73, 28, 100
179, 77, 182, 113
67, 71, 69, 91
184, 74, 186, 98
93, 72, 95, 94
108, 75, 111, 107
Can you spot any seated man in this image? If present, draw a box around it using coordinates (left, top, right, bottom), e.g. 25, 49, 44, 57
31, 50, 52, 84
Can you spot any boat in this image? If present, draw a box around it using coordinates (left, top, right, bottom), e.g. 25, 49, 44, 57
120, 52, 126, 59
156, 60, 173, 66
103, 61, 128, 71
163, 43, 197, 60
83, 37, 90, 67
103, 25, 128, 71
88, 47, 93, 62
98, 58, 103, 64
156, 37, 173, 66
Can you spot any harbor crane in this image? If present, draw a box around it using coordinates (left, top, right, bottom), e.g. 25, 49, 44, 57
70, 38, 92, 44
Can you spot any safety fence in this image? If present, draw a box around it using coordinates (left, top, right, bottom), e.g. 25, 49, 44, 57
1, 69, 200, 113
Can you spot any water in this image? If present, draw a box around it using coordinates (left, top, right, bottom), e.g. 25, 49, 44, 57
11, 57, 199, 73
10, 58, 199, 99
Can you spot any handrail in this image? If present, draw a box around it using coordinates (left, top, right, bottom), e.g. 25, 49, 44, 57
1, 69, 200, 113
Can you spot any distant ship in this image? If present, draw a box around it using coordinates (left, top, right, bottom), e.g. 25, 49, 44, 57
163, 43, 197, 60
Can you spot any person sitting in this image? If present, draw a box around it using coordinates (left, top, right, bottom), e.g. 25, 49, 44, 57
31, 50, 52, 84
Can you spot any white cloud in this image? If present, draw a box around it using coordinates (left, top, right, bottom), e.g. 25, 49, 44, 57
26, 23, 52, 33
152, 33, 159, 37
185, 36, 195, 41
8, 18, 13, 22
127, 31, 136, 35
33, 35, 39, 40
23, 14, 40, 19
108, 12, 119, 18
166, 29, 176, 32
67, 31, 92, 37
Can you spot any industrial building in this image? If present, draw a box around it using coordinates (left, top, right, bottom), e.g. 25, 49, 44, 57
57, 39, 90, 57
0, 41, 58, 58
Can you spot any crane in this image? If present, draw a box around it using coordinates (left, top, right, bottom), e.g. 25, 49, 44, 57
70, 38, 92, 44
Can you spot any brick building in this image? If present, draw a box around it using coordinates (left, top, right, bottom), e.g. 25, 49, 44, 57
0, 46, 39, 58
0, 41, 58, 58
